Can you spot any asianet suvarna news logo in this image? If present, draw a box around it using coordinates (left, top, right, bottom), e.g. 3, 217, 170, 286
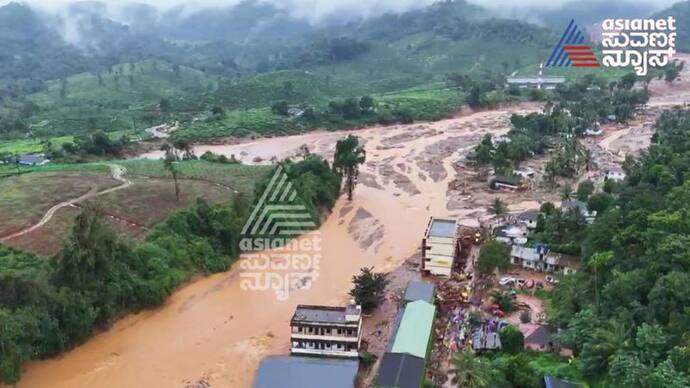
547, 17, 677, 76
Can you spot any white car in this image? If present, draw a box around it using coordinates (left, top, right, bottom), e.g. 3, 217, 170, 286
499, 276, 516, 286
545, 275, 560, 284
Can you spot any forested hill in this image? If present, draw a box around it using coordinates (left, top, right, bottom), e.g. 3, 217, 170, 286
549, 108, 690, 385
654, 0, 690, 52
534, 0, 660, 31
0, 1, 181, 84
1, 0, 685, 87
0, 2, 90, 82
0, 0, 554, 84
0, 0, 560, 145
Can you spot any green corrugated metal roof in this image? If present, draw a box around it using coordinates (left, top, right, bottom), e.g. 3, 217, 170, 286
390, 300, 436, 359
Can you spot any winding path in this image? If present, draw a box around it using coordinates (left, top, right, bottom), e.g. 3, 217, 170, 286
0, 164, 131, 242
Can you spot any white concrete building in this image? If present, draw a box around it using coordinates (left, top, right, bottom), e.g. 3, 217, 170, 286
585, 127, 604, 136
605, 169, 626, 182
494, 224, 528, 245
422, 218, 460, 277
290, 303, 362, 358
506, 76, 566, 90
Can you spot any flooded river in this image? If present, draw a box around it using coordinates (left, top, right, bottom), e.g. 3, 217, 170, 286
16, 105, 545, 388
14, 52, 690, 387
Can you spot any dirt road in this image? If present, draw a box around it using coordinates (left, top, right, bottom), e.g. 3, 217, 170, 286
0, 164, 131, 242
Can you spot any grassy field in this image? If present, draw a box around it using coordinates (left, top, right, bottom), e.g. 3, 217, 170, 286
0, 129, 150, 155
0, 171, 121, 236
0, 136, 73, 154
120, 159, 273, 194
6, 207, 82, 257
0, 160, 273, 256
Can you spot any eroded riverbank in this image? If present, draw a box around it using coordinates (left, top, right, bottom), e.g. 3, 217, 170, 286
17, 105, 545, 388
17, 59, 690, 387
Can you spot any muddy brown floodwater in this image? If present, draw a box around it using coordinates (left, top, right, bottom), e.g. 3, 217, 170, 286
19, 58, 690, 386
14, 105, 544, 388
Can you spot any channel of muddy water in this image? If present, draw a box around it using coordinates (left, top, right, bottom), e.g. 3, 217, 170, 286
17, 54, 690, 387
14, 104, 553, 388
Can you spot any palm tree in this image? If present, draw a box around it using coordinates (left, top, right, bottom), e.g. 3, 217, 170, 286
560, 183, 573, 201
451, 350, 490, 388
544, 160, 557, 186
589, 251, 613, 308
333, 135, 366, 200
161, 143, 180, 200
581, 148, 595, 172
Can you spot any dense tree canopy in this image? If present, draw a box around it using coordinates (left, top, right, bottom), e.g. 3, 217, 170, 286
0, 156, 341, 384
548, 108, 690, 385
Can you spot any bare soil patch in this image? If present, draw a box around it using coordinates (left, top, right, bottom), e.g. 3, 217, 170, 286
0, 172, 120, 237
86, 177, 231, 227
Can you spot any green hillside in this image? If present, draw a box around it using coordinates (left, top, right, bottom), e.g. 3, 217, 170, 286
1, 60, 217, 140
0, 0, 580, 149
654, 0, 690, 52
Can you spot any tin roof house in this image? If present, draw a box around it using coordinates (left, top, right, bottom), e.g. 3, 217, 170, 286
254, 356, 358, 388
374, 352, 426, 388
374, 299, 436, 388
516, 210, 540, 229
18, 154, 49, 166
403, 281, 435, 304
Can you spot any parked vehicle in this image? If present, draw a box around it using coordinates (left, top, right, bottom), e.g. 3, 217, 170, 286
499, 276, 516, 286
545, 275, 560, 284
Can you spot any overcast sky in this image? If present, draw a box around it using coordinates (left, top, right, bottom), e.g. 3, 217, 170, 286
0, 0, 679, 21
